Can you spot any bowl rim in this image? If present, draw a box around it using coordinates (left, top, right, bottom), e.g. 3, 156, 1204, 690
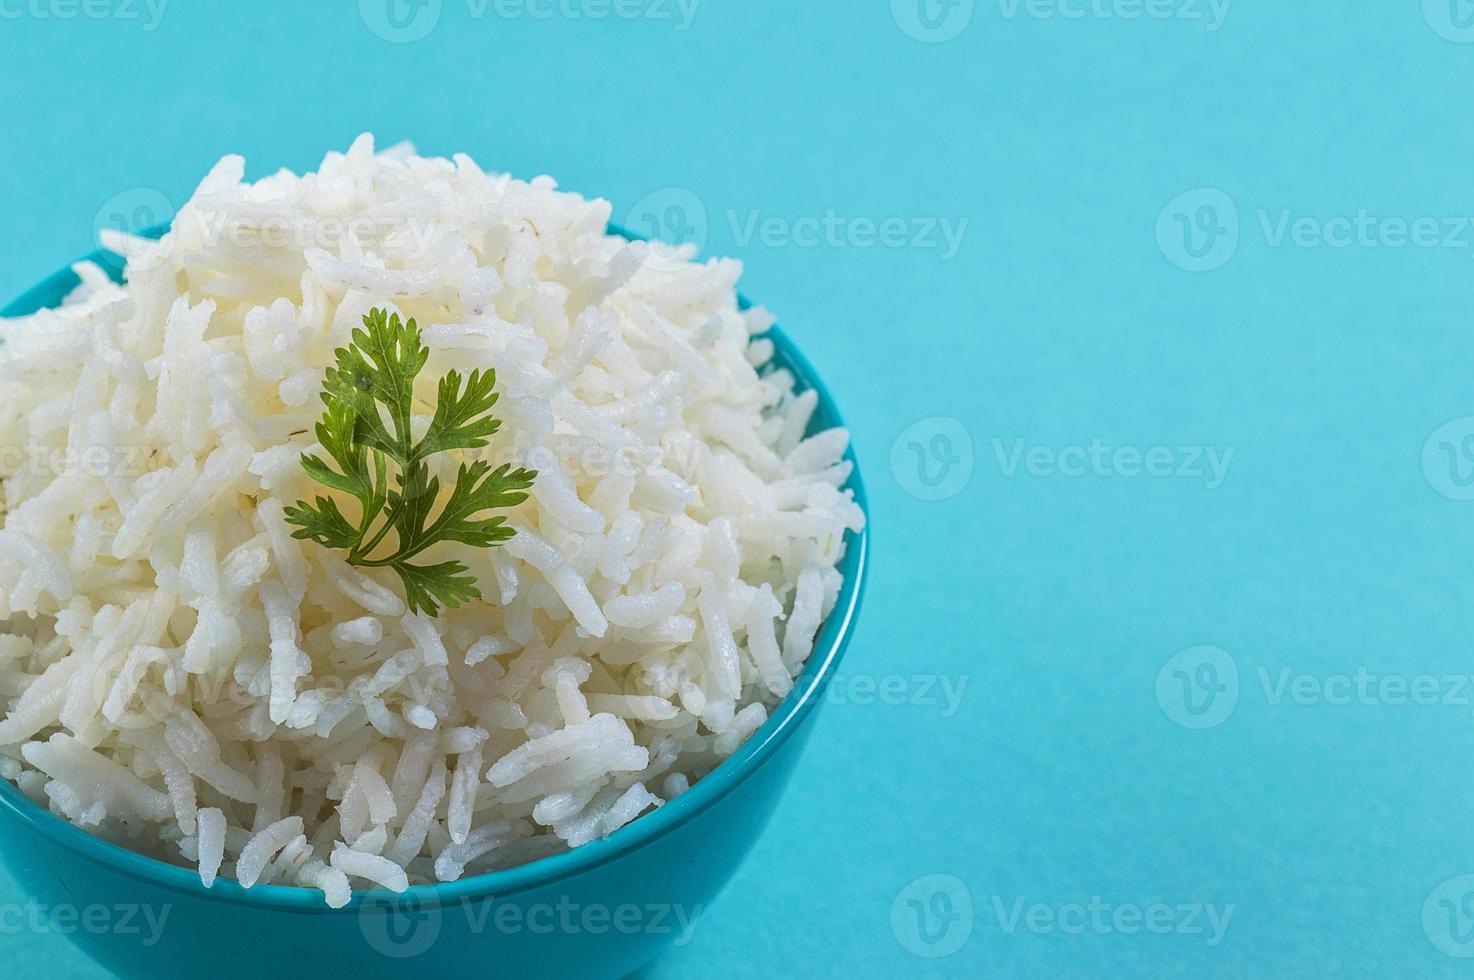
0, 223, 870, 913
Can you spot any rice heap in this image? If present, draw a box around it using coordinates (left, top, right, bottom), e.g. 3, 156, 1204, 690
0, 136, 863, 906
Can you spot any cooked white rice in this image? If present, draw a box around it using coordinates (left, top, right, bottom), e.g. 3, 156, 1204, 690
0, 135, 863, 907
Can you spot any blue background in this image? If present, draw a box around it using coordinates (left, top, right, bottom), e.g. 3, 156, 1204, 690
4, 1, 1474, 976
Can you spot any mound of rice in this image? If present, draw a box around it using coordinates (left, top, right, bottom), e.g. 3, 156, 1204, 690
0, 135, 863, 906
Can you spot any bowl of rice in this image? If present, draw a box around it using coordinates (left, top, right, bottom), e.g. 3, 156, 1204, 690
0, 136, 866, 979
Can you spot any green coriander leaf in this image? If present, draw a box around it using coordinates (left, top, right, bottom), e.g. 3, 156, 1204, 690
414, 369, 504, 462
285, 308, 537, 616
392, 463, 443, 560
283, 496, 360, 552
422, 461, 536, 552
395, 560, 482, 616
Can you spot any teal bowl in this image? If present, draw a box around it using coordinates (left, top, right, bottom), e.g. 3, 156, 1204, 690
0, 225, 868, 979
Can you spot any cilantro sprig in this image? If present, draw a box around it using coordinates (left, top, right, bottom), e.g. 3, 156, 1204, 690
285, 309, 536, 616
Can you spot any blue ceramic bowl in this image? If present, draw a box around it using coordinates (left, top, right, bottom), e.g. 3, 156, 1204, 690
0, 225, 868, 979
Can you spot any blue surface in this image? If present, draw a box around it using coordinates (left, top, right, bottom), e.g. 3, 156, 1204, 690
2, 1, 1474, 976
